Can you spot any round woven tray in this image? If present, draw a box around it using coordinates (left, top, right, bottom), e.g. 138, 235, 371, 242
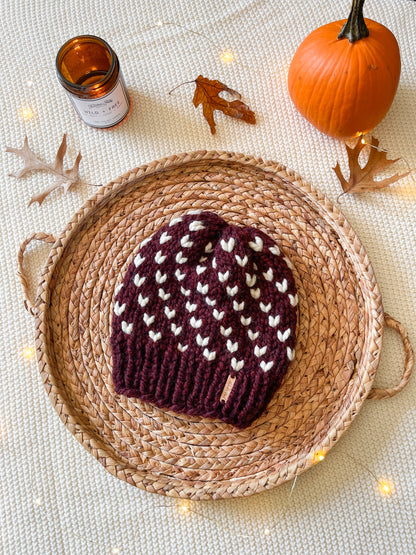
18, 151, 413, 500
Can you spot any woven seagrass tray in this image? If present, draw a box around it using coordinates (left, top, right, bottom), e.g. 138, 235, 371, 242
18, 151, 413, 500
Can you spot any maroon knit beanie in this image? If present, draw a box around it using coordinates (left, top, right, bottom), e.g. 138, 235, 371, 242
111, 211, 298, 428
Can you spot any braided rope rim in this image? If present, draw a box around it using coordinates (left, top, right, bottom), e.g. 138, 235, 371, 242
31, 151, 384, 499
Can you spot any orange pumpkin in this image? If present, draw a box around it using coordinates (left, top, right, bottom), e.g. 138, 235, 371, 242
287, 0, 401, 139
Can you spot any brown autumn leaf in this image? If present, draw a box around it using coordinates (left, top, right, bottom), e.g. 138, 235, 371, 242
333, 136, 410, 197
192, 75, 256, 134
6, 134, 82, 206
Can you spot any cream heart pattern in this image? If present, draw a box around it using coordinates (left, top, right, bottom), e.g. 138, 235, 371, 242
159, 231, 172, 244
138, 294, 149, 307
114, 301, 125, 316
213, 309, 224, 320
154, 250, 167, 264
189, 220, 206, 232
227, 340, 238, 353
218, 270, 229, 282
181, 234, 194, 248
250, 288, 261, 299
220, 326, 232, 337
190, 317, 202, 328
260, 360, 274, 372
235, 254, 248, 267
254, 345, 267, 357
233, 300, 244, 311
169, 216, 182, 226
134, 274, 146, 287
155, 270, 167, 284
289, 294, 298, 307
226, 285, 238, 297
287, 347, 296, 361
248, 329, 259, 341
221, 237, 235, 252
121, 321, 133, 335
164, 307, 176, 319
171, 323, 182, 336
175, 251, 188, 264
149, 330, 161, 342
268, 315, 280, 327
278, 328, 291, 342
140, 236, 152, 248
249, 236, 263, 252
134, 253, 145, 267
203, 349, 216, 361
276, 279, 288, 293
196, 334, 210, 347
197, 282, 209, 294
260, 302, 271, 313
196, 265, 207, 275
263, 268, 273, 281
231, 358, 244, 371
158, 288, 171, 301
245, 273, 257, 287
143, 313, 155, 326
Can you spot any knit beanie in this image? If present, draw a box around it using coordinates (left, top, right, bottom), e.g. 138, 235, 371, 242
111, 211, 298, 428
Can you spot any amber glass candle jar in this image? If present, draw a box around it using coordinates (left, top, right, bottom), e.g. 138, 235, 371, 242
56, 35, 130, 128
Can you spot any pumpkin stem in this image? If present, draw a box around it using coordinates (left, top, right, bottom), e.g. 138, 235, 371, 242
338, 0, 369, 43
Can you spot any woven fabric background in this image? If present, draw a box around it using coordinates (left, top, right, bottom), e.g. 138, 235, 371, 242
0, 0, 415, 553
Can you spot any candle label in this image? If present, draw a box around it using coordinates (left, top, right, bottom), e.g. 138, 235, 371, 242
67, 76, 130, 128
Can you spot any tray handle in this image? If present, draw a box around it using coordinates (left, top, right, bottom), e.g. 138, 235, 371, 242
368, 313, 414, 400
17, 232, 56, 316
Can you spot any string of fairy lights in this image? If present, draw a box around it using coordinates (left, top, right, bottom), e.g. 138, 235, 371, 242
17, 18, 239, 125
19, 341, 396, 554
17, 21, 415, 184
12, 15, 408, 555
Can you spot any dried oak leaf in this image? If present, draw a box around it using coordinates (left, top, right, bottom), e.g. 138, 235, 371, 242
6, 134, 82, 206
191, 75, 256, 134
333, 136, 409, 197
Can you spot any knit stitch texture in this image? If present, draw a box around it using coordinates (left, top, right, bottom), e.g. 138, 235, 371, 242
111, 211, 297, 428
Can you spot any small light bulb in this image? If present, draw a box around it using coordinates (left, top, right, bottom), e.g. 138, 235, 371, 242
156, 20, 163, 26
361, 137, 366, 144
35, 498, 42, 506
111, 548, 120, 555
22, 345, 36, 360
178, 499, 191, 514
19, 106, 35, 121
264, 528, 271, 536
27, 79, 33, 87
312, 450, 325, 464
378, 479, 394, 496
220, 51, 234, 63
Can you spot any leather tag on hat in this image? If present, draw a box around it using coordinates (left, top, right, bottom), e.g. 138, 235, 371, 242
111, 211, 298, 428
